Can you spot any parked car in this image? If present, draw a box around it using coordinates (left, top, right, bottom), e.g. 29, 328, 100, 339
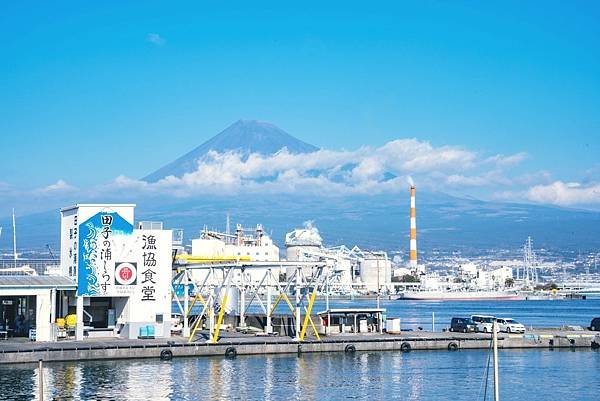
496, 318, 526, 333
589, 317, 600, 331
450, 317, 478, 333
471, 315, 498, 333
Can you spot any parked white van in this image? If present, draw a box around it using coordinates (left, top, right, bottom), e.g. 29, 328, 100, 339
471, 315, 498, 333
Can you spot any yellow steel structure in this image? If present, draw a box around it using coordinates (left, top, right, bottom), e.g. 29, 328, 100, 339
186, 293, 211, 344
269, 292, 296, 318
188, 309, 207, 343
173, 261, 332, 343
186, 294, 208, 318
212, 294, 228, 343
299, 291, 319, 341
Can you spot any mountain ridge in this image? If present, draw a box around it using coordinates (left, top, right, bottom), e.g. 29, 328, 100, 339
143, 120, 319, 182
3, 191, 600, 255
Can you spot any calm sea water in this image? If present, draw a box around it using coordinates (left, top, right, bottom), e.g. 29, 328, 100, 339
1, 300, 598, 400
184, 298, 600, 330
1, 349, 599, 400
330, 298, 600, 330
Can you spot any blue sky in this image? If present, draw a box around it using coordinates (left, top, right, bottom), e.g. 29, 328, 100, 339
0, 1, 599, 212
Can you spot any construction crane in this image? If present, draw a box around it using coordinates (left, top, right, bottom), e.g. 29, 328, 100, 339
46, 244, 57, 260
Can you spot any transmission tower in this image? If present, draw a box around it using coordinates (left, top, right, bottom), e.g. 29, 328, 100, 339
523, 236, 538, 287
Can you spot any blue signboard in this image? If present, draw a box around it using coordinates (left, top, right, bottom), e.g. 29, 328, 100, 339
77, 211, 133, 296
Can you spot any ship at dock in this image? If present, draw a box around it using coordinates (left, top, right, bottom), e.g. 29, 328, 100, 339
397, 289, 523, 301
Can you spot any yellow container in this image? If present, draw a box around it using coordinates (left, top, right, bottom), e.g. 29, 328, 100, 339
65, 314, 77, 328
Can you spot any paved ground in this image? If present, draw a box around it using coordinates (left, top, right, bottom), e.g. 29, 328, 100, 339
1, 328, 598, 364
2, 328, 597, 354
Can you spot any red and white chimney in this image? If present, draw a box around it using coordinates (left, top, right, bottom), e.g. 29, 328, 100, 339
409, 185, 417, 269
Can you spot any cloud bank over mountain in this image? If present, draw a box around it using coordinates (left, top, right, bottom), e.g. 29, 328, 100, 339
119, 139, 527, 198
0, 120, 599, 218
1, 120, 599, 254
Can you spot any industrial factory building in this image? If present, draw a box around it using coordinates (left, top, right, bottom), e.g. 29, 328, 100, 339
285, 224, 391, 293
187, 224, 282, 284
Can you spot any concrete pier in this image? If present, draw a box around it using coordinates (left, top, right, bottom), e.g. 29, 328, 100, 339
1, 329, 599, 364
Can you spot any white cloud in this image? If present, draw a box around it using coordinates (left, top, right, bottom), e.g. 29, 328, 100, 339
513, 170, 553, 186
4, 138, 600, 213
526, 181, 600, 206
445, 170, 512, 187
35, 179, 76, 194
485, 152, 528, 167
99, 138, 511, 199
146, 33, 166, 46
379, 139, 476, 172
132, 139, 478, 196
349, 157, 384, 182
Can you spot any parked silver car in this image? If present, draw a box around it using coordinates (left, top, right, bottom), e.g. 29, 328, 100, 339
496, 318, 525, 333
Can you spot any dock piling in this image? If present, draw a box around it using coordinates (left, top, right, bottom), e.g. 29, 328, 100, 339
38, 359, 44, 401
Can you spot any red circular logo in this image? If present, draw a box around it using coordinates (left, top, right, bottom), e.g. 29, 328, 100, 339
115, 262, 137, 285
119, 266, 133, 281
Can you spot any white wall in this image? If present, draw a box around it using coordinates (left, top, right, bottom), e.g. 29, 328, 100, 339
117, 229, 172, 338
0, 288, 52, 342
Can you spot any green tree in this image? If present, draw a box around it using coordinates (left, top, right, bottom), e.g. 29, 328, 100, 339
401, 274, 420, 283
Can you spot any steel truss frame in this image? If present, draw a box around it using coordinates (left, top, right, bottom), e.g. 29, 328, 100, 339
172, 261, 330, 343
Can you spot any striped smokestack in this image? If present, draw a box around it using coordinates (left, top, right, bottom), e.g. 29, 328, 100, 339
409, 185, 417, 268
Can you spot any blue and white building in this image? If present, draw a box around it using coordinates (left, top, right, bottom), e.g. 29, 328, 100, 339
60, 204, 172, 340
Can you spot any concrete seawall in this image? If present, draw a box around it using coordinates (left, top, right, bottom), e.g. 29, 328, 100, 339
1, 330, 599, 364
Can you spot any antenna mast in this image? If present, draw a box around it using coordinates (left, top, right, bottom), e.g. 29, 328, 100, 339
12, 208, 17, 268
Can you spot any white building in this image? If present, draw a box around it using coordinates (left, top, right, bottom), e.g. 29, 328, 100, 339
189, 224, 281, 284
1, 204, 173, 342
474, 266, 514, 290
0, 276, 76, 342
60, 204, 172, 340
191, 224, 279, 262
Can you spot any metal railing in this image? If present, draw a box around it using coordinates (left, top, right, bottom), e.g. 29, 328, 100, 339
0, 259, 58, 275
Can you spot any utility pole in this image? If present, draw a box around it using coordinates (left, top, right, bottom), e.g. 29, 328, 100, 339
12, 208, 17, 268
493, 319, 500, 401
376, 258, 380, 309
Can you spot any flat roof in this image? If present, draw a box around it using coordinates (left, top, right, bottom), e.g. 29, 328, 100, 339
182, 261, 328, 268
317, 308, 386, 315
0, 275, 77, 289
60, 204, 136, 212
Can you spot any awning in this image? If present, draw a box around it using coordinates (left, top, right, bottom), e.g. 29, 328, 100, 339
0, 275, 77, 290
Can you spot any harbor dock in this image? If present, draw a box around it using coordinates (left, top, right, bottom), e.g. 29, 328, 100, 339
2, 329, 598, 364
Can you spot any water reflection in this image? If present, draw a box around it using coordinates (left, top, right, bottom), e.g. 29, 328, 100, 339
0, 349, 598, 400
